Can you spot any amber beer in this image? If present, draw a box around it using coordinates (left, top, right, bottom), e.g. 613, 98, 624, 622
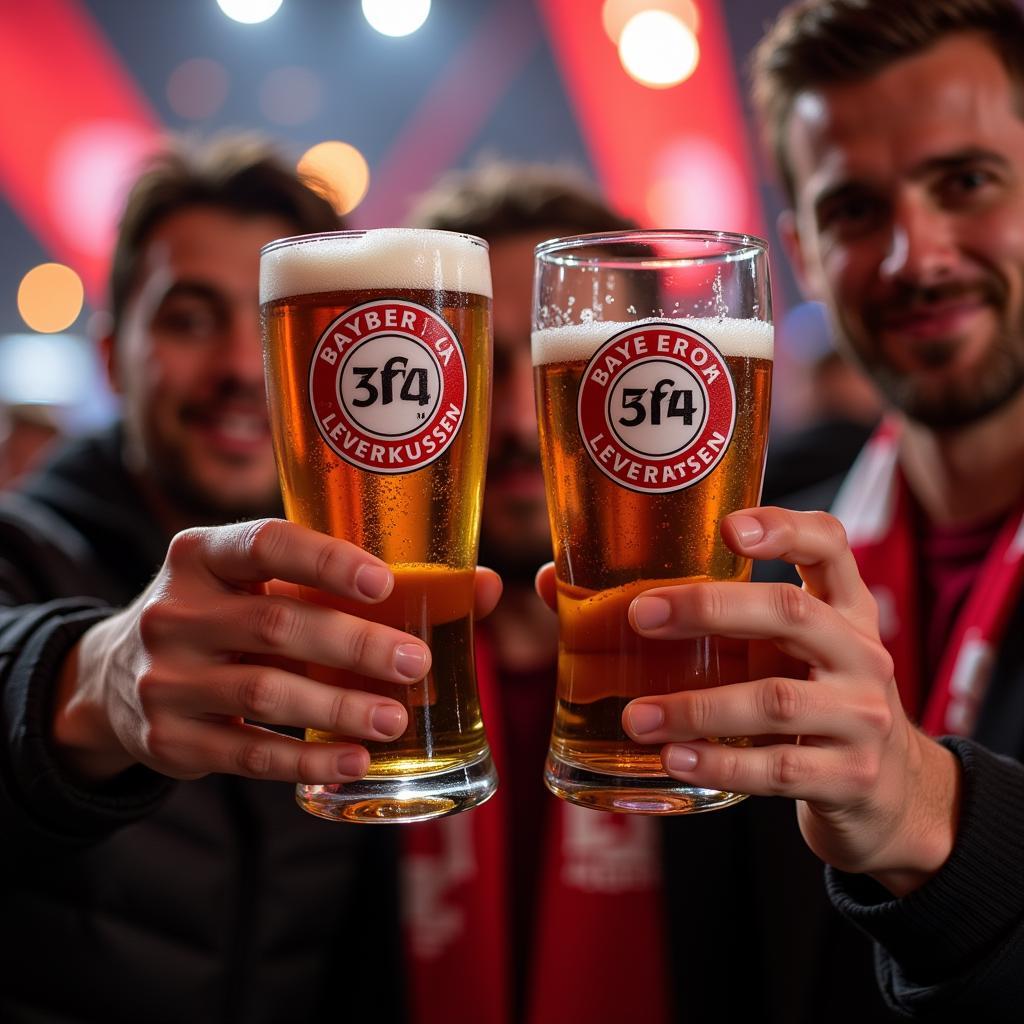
259, 229, 497, 823
534, 229, 774, 814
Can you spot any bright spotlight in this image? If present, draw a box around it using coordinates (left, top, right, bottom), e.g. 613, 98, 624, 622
216, 0, 283, 25
619, 10, 700, 89
603, 1, 700, 44
362, 0, 431, 37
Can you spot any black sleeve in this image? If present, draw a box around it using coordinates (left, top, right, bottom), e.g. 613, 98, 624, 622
0, 601, 174, 849
826, 737, 1024, 1020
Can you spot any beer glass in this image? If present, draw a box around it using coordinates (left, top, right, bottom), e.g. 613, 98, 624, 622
260, 229, 498, 823
533, 230, 773, 814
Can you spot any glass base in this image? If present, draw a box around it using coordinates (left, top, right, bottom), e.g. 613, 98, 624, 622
544, 751, 748, 815
296, 748, 498, 824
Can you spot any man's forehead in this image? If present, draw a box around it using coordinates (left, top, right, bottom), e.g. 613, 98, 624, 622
784, 33, 1021, 198
134, 208, 287, 305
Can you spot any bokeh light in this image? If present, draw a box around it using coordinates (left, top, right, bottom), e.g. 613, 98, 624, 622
602, 0, 700, 43
362, 0, 431, 37
216, 0, 283, 25
260, 66, 323, 126
48, 120, 157, 258
17, 263, 85, 334
618, 10, 700, 88
166, 58, 229, 121
297, 142, 371, 216
645, 137, 747, 230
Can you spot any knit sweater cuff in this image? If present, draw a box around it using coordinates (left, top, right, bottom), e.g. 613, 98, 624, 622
5, 601, 174, 842
826, 736, 1024, 981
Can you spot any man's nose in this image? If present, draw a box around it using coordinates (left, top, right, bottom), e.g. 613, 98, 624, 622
879, 196, 957, 287
218, 310, 265, 383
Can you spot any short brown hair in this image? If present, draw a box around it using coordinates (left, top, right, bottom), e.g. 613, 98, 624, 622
110, 134, 340, 334
751, 0, 1024, 203
408, 159, 635, 240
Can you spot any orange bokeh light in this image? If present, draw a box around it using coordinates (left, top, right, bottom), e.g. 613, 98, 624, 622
17, 262, 85, 333
297, 141, 371, 217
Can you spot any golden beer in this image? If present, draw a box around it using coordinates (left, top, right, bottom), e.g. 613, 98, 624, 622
534, 229, 774, 814
534, 338, 772, 783
260, 229, 497, 822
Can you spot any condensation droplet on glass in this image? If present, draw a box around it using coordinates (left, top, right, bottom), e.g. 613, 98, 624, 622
604, 294, 614, 304
626, 304, 637, 315
580, 309, 593, 323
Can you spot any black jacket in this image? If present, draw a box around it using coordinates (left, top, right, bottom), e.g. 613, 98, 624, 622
0, 428, 405, 1024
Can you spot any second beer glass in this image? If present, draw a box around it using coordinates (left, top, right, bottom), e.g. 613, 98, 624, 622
533, 230, 773, 814
260, 229, 497, 823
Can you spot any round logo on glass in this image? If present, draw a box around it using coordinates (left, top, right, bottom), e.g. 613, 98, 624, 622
576, 322, 736, 493
308, 298, 467, 473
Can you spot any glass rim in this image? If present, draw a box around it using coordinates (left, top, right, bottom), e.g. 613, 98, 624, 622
534, 228, 767, 267
260, 227, 489, 257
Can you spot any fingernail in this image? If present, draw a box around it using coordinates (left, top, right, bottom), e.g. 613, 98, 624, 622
354, 563, 392, 601
628, 703, 664, 735
371, 704, 405, 738
394, 643, 428, 680
665, 745, 699, 773
336, 751, 368, 778
730, 515, 764, 546
632, 595, 671, 630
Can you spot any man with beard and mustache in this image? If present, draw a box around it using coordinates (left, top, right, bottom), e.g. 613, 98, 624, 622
562, 0, 1024, 1018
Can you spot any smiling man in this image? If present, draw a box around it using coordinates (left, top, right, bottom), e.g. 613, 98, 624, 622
596, 1, 1024, 1018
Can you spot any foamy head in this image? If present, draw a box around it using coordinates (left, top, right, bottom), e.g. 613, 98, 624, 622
260, 228, 492, 304
532, 317, 774, 365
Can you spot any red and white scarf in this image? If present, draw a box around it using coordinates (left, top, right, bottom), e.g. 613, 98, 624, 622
833, 417, 1024, 735
400, 638, 672, 1024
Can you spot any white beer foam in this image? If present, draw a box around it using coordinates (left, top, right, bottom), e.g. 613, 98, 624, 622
531, 317, 774, 365
260, 228, 492, 303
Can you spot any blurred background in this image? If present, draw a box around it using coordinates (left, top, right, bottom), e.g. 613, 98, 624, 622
0, 0, 881, 485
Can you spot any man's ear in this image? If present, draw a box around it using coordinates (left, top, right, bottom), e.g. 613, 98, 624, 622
777, 207, 821, 303
94, 316, 123, 396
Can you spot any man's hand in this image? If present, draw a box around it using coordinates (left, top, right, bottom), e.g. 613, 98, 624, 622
53, 519, 501, 786
537, 508, 960, 896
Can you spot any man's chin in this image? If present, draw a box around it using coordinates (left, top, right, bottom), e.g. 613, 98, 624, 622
158, 471, 283, 525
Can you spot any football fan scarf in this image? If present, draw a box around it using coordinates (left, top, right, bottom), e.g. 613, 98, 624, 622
832, 418, 1024, 735
400, 637, 672, 1024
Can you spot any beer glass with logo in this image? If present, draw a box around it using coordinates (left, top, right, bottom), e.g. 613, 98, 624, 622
260, 229, 498, 823
533, 230, 773, 814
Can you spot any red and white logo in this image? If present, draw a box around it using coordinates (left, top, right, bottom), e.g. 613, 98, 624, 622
309, 298, 467, 474
577, 322, 736, 493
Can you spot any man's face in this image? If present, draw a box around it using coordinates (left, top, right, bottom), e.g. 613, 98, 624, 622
108, 207, 295, 523
481, 231, 553, 580
785, 33, 1024, 429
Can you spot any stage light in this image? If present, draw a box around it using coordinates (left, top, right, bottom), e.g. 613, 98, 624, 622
166, 58, 229, 120
260, 66, 322, 126
618, 10, 699, 88
602, 0, 700, 43
362, 0, 431, 37
17, 263, 85, 334
298, 141, 371, 216
216, 0, 283, 26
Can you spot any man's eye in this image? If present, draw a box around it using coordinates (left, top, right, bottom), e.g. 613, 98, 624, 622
156, 304, 218, 337
820, 195, 880, 232
941, 168, 996, 201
